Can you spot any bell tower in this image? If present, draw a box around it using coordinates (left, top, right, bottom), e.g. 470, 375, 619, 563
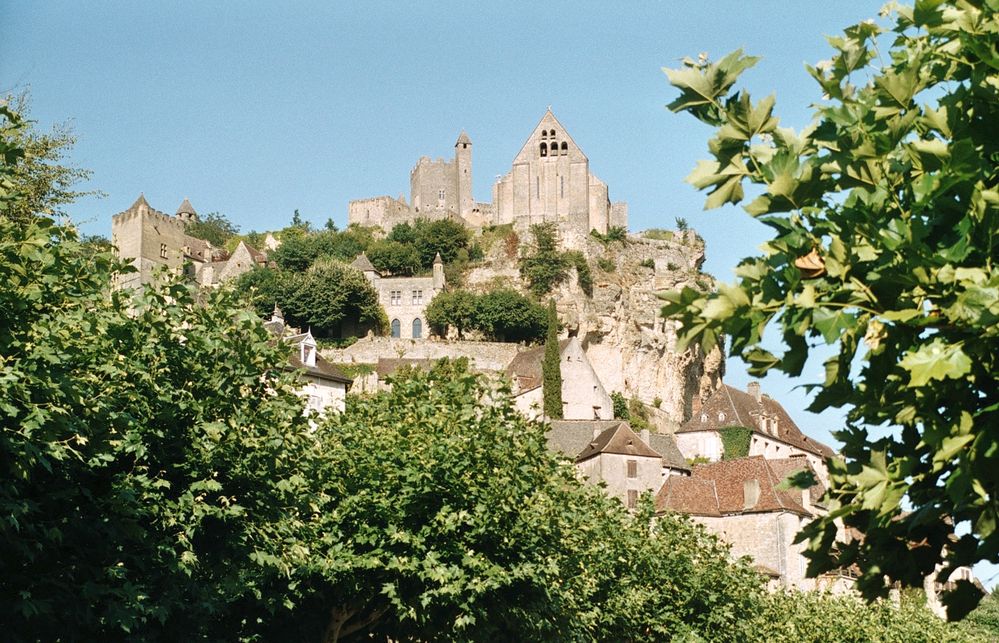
455, 130, 473, 219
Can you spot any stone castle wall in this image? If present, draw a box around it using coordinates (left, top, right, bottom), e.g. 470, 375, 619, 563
324, 336, 524, 373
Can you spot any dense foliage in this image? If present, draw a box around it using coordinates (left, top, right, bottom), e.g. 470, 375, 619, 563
425, 288, 548, 343
185, 210, 241, 247
0, 216, 320, 638
542, 300, 563, 419
366, 238, 422, 276
519, 222, 570, 296
718, 427, 753, 460
662, 0, 998, 615
270, 225, 376, 272
387, 218, 476, 268
237, 258, 385, 337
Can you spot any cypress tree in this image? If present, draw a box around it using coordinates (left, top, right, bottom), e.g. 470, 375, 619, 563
542, 299, 562, 419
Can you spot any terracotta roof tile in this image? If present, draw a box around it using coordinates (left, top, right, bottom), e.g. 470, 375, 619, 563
689, 456, 810, 516
679, 383, 835, 458
655, 477, 721, 516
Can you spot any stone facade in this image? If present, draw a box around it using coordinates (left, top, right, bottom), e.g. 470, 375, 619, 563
347, 111, 626, 248
351, 252, 445, 340
111, 195, 265, 289
493, 109, 626, 247
506, 336, 614, 421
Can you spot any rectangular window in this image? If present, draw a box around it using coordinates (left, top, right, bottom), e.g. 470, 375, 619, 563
627, 489, 638, 509
390, 290, 401, 306
160, 243, 168, 259
412, 289, 423, 305
627, 460, 638, 479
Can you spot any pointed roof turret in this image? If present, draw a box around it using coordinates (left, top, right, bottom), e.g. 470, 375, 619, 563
128, 193, 150, 211
455, 130, 471, 146
176, 197, 198, 220
350, 252, 378, 273
433, 251, 443, 265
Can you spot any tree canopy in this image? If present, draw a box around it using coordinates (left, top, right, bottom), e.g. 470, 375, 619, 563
661, 0, 998, 616
185, 210, 240, 247
425, 288, 548, 343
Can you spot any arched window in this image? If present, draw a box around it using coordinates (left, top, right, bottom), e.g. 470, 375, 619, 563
391, 319, 400, 338
550, 129, 556, 137
540, 142, 547, 157
560, 141, 568, 155
541, 129, 548, 137
412, 318, 422, 339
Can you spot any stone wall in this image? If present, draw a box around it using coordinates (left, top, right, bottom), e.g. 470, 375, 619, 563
323, 337, 524, 373
348, 195, 412, 229
578, 450, 662, 507
695, 511, 812, 589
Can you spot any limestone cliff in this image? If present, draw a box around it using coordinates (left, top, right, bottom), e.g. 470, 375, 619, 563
465, 228, 725, 430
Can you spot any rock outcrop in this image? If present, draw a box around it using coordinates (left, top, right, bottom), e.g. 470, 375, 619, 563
467, 228, 725, 430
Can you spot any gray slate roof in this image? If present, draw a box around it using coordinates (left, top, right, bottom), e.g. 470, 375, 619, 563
351, 253, 377, 273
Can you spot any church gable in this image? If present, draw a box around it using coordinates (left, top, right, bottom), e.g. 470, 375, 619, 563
511, 109, 587, 165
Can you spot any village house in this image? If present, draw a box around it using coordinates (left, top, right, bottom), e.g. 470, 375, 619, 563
264, 307, 352, 414
674, 381, 835, 483
350, 251, 445, 340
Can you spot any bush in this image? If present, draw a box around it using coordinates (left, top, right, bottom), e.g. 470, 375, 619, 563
611, 391, 628, 419
519, 222, 569, 297
426, 289, 547, 343
642, 228, 674, 241
596, 257, 615, 272
590, 226, 628, 245
565, 250, 593, 296
185, 211, 239, 247
640, 258, 655, 269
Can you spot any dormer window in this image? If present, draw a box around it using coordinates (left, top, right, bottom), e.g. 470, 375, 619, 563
700, 413, 707, 423
301, 341, 316, 367
718, 412, 726, 422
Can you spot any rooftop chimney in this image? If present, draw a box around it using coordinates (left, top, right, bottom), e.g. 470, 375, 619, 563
747, 381, 762, 403
743, 479, 760, 510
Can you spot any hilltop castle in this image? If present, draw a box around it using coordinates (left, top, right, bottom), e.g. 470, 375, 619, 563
348, 109, 628, 248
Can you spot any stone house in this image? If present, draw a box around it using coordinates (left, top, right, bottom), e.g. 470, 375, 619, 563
656, 455, 835, 590
674, 382, 835, 483
547, 420, 689, 509
111, 194, 265, 289
350, 251, 445, 340
264, 308, 352, 414
506, 336, 614, 421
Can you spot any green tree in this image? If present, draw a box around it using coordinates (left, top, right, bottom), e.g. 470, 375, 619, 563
411, 218, 471, 267
424, 289, 477, 338
1, 92, 101, 223
234, 265, 293, 318
519, 222, 570, 297
0, 216, 325, 639
474, 288, 548, 343
542, 300, 563, 419
248, 362, 773, 642
281, 257, 386, 337
185, 210, 240, 247
661, 1, 998, 614
366, 238, 422, 276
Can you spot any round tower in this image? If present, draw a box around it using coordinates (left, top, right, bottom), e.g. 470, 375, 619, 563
454, 130, 473, 219
175, 197, 198, 224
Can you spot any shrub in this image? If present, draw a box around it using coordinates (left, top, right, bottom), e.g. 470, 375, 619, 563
642, 228, 674, 241
590, 226, 628, 245
640, 258, 655, 269
426, 289, 547, 343
653, 396, 663, 408
718, 427, 753, 460
596, 257, 615, 272
519, 222, 569, 297
565, 250, 593, 296
675, 216, 688, 232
